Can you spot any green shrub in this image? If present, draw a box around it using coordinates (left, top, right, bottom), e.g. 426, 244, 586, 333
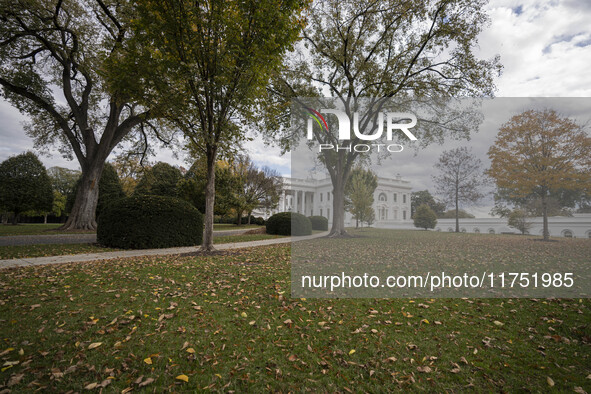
308, 215, 328, 231
254, 216, 265, 225
98, 195, 203, 249
413, 204, 437, 230
266, 212, 312, 236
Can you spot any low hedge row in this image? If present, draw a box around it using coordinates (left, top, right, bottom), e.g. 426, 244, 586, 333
97, 195, 203, 249
308, 215, 328, 231
266, 212, 312, 236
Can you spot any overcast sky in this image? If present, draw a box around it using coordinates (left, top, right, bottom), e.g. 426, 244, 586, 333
2, 0, 591, 216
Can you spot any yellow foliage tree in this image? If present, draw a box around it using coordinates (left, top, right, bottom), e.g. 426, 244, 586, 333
487, 109, 591, 241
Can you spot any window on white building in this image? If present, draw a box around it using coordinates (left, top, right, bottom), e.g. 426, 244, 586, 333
402, 210, 406, 220
327, 208, 330, 219
320, 208, 323, 217
393, 193, 397, 202
320, 193, 323, 202
403, 194, 406, 204
378, 193, 387, 202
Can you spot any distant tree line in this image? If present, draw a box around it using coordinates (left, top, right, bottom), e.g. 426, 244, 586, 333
0, 151, 281, 226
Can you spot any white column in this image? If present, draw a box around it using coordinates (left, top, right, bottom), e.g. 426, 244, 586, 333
281, 190, 287, 212
294, 190, 298, 213
302, 192, 307, 215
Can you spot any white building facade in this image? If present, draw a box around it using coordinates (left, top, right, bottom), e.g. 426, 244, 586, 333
257, 175, 413, 226
254, 175, 591, 238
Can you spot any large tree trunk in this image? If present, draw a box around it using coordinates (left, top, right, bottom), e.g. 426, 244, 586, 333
542, 194, 549, 241
328, 175, 349, 237
11, 212, 19, 225
60, 161, 104, 231
236, 209, 243, 226
455, 183, 460, 233
201, 146, 217, 251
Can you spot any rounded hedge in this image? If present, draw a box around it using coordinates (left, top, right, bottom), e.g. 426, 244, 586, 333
97, 195, 203, 249
266, 212, 312, 236
308, 215, 328, 231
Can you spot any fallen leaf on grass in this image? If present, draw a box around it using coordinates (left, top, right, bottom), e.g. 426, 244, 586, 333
139, 377, 155, 387
85, 382, 98, 390
417, 366, 432, 373
176, 374, 189, 382
349, 349, 356, 356
87, 342, 102, 350
7, 373, 24, 387
288, 354, 297, 362
547, 377, 554, 387
143, 357, 152, 365
0, 348, 14, 356
493, 321, 504, 327
186, 348, 195, 354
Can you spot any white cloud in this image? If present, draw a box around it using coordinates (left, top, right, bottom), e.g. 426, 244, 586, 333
479, 0, 591, 96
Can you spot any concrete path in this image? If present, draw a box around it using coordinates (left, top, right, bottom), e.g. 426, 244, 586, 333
0, 228, 256, 247
0, 232, 328, 270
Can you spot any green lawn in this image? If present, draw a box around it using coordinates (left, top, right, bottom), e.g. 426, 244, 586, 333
0, 231, 589, 392
213, 233, 285, 244
0, 224, 94, 236
0, 243, 117, 260
0, 234, 284, 260
213, 224, 263, 231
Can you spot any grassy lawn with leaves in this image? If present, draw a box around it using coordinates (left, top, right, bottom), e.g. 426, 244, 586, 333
0, 234, 285, 260
0, 244, 117, 260
0, 224, 94, 237
0, 230, 590, 392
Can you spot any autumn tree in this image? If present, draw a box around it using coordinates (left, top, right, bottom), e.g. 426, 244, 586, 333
273, 0, 501, 237
229, 156, 283, 226
111, 155, 147, 196
0, 152, 53, 224
488, 109, 591, 241
0, 0, 158, 230
433, 147, 487, 232
345, 167, 377, 228
129, 0, 305, 251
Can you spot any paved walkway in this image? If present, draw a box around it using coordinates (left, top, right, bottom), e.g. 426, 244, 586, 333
0, 228, 254, 246
0, 232, 328, 270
